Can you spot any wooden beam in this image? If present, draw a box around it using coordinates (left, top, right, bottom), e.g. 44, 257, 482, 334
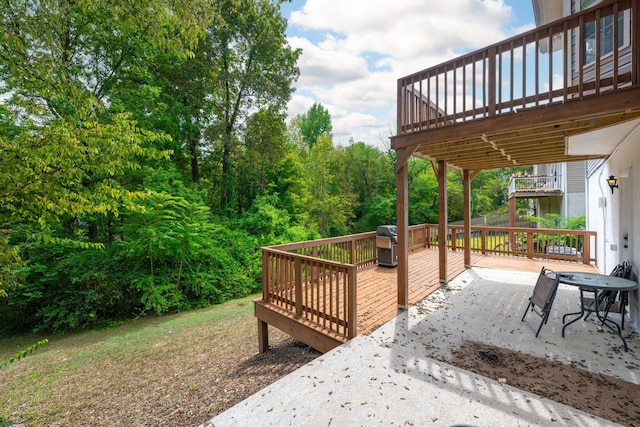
391, 87, 640, 151
417, 136, 558, 158
455, 154, 601, 169
463, 169, 471, 268
395, 146, 418, 174
406, 109, 640, 171
396, 160, 409, 308
438, 160, 448, 284
430, 159, 438, 173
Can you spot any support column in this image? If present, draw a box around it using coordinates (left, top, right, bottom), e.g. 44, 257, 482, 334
396, 159, 409, 308
509, 196, 516, 227
508, 196, 517, 252
463, 169, 472, 268
437, 160, 448, 284
258, 319, 269, 353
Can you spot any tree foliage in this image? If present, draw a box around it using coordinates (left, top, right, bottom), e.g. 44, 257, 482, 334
206, 0, 300, 213
0, 2, 530, 336
299, 102, 332, 150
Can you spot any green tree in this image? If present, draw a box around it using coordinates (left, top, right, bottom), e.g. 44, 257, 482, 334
341, 141, 395, 230
521, 214, 586, 230
206, 0, 300, 213
0, 0, 210, 112
408, 162, 439, 224
0, 0, 211, 291
236, 107, 288, 212
470, 167, 532, 216
272, 149, 309, 224
299, 103, 332, 150
306, 135, 355, 236
110, 49, 217, 183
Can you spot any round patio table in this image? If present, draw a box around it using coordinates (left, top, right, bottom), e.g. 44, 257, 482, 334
556, 272, 638, 351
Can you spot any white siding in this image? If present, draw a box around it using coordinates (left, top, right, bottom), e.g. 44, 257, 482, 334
587, 123, 640, 331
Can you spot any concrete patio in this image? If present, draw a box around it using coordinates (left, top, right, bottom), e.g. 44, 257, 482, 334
205, 267, 639, 427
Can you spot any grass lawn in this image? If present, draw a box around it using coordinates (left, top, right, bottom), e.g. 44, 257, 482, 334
0, 295, 319, 426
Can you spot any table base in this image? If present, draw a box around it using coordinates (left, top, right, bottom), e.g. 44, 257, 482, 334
562, 288, 628, 352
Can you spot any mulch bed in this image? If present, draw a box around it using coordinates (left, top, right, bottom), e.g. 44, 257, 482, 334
451, 340, 640, 426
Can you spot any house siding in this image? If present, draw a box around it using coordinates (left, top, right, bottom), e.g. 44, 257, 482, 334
586, 121, 640, 330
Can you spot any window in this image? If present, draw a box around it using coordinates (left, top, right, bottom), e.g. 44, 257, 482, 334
581, 0, 627, 65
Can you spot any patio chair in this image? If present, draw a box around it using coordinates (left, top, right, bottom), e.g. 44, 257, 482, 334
521, 267, 560, 337
583, 261, 633, 329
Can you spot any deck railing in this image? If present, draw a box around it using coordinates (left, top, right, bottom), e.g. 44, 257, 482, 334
397, 0, 638, 134
261, 225, 596, 342
262, 232, 376, 341
262, 248, 357, 340
418, 224, 596, 265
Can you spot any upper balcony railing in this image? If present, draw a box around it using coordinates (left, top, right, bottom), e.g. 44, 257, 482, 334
508, 174, 563, 196
397, 0, 639, 135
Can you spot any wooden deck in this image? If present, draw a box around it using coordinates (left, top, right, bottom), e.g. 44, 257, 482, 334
258, 231, 600, 353
356, 249, 598, 336
356, 249, 466, 334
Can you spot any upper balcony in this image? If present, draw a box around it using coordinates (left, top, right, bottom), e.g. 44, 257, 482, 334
392, 0, 640, 172
508, 174, 563, 198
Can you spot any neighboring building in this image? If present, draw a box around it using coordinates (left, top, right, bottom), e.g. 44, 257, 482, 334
536, 162, 586, 219
507, 161, 586, 225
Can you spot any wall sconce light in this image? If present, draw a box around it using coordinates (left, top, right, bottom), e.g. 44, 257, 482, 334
606, 175, 618, 194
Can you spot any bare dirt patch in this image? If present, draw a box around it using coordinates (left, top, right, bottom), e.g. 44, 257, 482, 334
451, 340, 640, 427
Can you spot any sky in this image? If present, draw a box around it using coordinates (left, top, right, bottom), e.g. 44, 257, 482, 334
280, 0, 536, 149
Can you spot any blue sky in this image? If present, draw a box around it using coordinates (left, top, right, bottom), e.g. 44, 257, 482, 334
280, 0, 536, 149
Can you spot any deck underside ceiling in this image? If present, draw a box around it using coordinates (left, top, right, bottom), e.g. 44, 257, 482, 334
393, 87, 640, 171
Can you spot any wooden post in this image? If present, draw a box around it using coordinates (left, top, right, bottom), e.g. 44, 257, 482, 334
350, 238, 356, 265
347, 266, 357, 338
262, 249, 269, 301
294, 257, 303, 316
508, 196, 516, 252
396, 155, 409, 308
488, 47, 497, 116
312, 246, 318, 282
257, 319, 269, 353
422, 225, 427, 248
463, 169, 472, 268
437, 160, 448, 284
509, 196, 516, 228
582, 232, 590, 265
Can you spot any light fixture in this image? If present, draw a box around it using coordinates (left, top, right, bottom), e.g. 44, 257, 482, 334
606, 175, 618, 194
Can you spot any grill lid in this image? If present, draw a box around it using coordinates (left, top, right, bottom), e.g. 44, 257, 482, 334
376, 225, 397, 243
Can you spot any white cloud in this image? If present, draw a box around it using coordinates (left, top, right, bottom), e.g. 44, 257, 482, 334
291, 0, 515, 57
289, 36, 369, 86
286, 0, 530, 148
287, 94, 317, 121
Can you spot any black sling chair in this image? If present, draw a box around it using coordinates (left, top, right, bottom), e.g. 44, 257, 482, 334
521, 267, 560, 337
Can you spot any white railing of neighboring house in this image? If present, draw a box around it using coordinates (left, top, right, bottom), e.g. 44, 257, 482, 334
508, 175, 563, 196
